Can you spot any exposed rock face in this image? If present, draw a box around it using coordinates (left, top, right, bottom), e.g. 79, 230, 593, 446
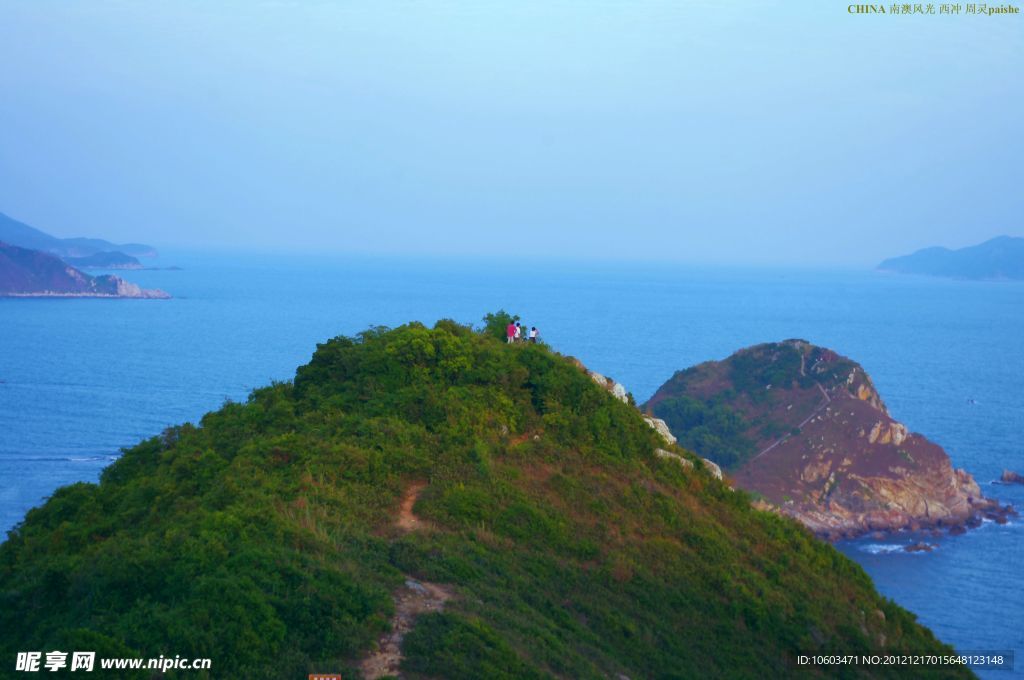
643, 416, 677, 445
587, 369, 630, 404
113, 277, 170, 299
645, 340, 1013, 539
570, 358, 726, 484
701, 458, 723, 481
655, 448, 693, 469
0, 241, 169, 298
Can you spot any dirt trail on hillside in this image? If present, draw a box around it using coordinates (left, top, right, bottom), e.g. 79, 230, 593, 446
752, 383, 832, 462
395, 481, 428, 532
359, 482, 453, 680
360, 578, 453, 679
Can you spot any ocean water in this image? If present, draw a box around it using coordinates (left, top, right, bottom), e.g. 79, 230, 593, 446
1, 253, 1021, 676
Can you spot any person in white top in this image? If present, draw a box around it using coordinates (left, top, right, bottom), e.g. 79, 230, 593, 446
529, 327, 539, 343
514, 322, 522, 342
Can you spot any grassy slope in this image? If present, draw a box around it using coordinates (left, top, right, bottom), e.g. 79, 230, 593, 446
647, 343, 861, 471
0, 320, 970, 679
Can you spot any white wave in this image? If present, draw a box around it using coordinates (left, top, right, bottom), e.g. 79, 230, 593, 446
860, 543, 907, 555
3, 455, 120, 463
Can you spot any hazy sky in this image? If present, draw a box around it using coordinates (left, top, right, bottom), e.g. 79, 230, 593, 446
0, 1, 1020, 265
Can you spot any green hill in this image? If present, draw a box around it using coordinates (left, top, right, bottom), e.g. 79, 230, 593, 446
0, 315, 970, 679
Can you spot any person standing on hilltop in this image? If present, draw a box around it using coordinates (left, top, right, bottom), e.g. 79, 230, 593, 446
514, 322, 522, 343
506, 321, 516, 344
529, 326, 539, 343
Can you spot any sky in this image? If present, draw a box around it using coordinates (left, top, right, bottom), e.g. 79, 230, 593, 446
0, 1, 1020, 265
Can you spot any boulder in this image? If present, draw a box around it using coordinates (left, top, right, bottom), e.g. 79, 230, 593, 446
1000, 470, 1024, 485
586, 370, 628, 403
655, 448, 693, 469
643, 417, 677, 445
904, 542, 937, 553
701, 458, 723, 480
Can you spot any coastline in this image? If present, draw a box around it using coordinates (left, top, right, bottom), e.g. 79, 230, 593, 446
0, 290, 170, 299
788, 497, 1018, 543
1, 258, 1021, 667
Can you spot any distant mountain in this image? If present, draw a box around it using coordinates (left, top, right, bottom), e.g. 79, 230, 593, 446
0, 211, 157, 259
878, 235, 1024, 280
0, 242, 168, 298
63, 250, 143, 269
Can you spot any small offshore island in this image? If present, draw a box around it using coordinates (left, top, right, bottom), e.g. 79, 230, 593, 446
646, 341, 1015, 540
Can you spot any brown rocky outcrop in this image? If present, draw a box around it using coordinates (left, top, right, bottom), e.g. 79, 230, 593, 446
1000, 470, 1024, 485
904, 542, 938, 553
645, 340, 1015, 539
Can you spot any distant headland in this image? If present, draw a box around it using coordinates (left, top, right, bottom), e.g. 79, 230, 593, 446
0, 212, 168, 298
878, 235, 1024, 280
0, 242, 169, 298
63, 251, 143, 270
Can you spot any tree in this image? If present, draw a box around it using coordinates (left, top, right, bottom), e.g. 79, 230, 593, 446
480, 310, 519, 342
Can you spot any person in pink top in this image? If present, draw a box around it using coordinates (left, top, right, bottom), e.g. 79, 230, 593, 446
506, 322, 516, 344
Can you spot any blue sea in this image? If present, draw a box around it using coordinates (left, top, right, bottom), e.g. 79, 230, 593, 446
1, 253, 1022, 676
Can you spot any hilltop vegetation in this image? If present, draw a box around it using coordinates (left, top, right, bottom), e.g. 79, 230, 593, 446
0, 318, 970, 678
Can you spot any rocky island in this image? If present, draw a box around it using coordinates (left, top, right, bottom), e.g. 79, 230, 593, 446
646, 340, 1013, 539
879, 235, 1024, 280
0, 242, 169, 298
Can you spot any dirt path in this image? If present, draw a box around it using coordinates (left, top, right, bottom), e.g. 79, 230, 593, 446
395, 481, 427, 532
752, 383, 832, 462
359, 578, 453, 680
359, 482, 453, 680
